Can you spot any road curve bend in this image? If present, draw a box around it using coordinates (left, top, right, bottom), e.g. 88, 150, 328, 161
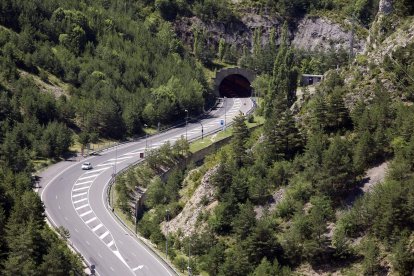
38, 98, 253, 276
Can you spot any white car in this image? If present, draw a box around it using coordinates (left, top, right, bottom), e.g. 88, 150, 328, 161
81, 162, 92, 170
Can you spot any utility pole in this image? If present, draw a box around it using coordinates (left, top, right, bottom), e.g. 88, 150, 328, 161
199, 121, 204, 140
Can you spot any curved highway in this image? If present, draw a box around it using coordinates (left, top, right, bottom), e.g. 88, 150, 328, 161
38, 98, 253, 276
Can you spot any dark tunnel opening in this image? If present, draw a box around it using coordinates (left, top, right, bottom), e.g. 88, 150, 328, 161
219, 74, 252, 98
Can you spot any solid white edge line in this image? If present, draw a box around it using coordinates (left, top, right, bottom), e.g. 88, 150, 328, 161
101, 178, 174, 276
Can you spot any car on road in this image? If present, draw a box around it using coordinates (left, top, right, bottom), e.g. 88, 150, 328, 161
81, 162, 93, 170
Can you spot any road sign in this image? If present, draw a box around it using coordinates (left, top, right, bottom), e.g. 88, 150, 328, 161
220, 119, 224, 126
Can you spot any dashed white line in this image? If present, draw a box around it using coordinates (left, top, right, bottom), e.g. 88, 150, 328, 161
85, 217, 97, 224
75, 204, 89, 210
99, 230, 110, 240
80, 210, 93, 217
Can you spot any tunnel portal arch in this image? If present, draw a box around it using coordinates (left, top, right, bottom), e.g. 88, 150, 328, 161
213, 68, 256, 98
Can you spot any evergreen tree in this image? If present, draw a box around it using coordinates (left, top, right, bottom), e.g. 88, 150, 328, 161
232, 113, 249, 167
252, 257, 273, 276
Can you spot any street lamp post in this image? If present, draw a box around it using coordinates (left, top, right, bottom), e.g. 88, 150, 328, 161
198, 121, 204, 140
224, 96, 227, 130
144, 124, 148, 150
185, 109, 189, 140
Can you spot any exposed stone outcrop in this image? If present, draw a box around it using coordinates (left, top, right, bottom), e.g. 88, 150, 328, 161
292, 16, 365, 53
160, 166, 218, 237
174, 12, 365, 54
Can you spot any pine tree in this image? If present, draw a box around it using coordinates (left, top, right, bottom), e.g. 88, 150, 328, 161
218, 38, 226, 61
232, 113, 249, 167
252, 257, 273, 276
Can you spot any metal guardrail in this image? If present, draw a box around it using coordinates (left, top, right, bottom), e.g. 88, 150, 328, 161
104, 98, 256, 275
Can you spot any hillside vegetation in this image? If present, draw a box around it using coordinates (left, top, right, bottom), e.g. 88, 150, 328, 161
116, 4, 414, 276
1, 0, 414, 275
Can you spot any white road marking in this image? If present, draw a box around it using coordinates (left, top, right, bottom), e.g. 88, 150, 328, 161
85, 168, 108, 174
107, 156, 133, 161
73, 197, 88, 204
80, 210, 93, 217
73, 186, 90, 192
55, 195, 58, 199
74, 228, 79, 233
133, 265, 144, 271
98, 253, 102, 258
85, 217, 97, 224
99, 230, 110, 240
64, 216, 68, 221
74, 180, 93, 186
72, 192, 87, 197
110, 267, 115, 271
107, 240, 115, 247
92, 223, 103, 232
58, 205, 61, 210
78, 174, 99, 180
75, 204, 89, 210
97, 161, 122, 167
86, 241, 90, 245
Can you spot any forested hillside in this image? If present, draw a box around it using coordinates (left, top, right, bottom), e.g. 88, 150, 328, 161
1, 0, 414, 275
0, 0, 208, 274
116, 1, 414, 275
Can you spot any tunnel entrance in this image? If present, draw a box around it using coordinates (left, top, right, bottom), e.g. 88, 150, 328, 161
219, 74, 252, 98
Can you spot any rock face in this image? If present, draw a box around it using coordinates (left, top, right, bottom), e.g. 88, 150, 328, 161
174, 12, 283, 50
379, 0, 393, 14
292, 16, 365, 53
160, 166, 218, 237
174, 12, 365, 54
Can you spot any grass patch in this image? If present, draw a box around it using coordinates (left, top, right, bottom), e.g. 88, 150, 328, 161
189, 115, 264, 153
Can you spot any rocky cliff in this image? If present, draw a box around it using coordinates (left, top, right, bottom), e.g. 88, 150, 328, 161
174, 11, 365, 54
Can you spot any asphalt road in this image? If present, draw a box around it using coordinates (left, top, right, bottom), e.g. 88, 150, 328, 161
38, 97, 253, 276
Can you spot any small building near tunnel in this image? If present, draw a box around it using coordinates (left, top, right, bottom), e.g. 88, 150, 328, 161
301, 74, 324, 86
213, 67, 256, 98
